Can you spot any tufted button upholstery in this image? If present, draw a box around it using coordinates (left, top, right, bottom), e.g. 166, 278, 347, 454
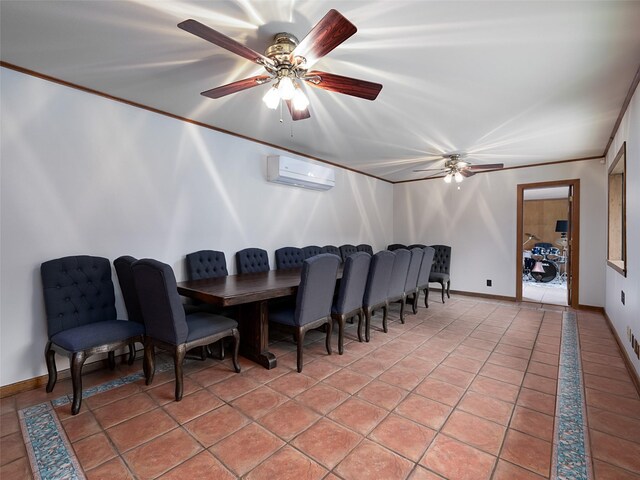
275, 247, 305, 270
41, 255, 118, 337
302, 245, 322, 259
321, 245, 340, 257
430, 245, 451, 275
356, 244, 374, 256
339, 244, 358, 262
236, 248, 270, 274
186, 250, 228, 280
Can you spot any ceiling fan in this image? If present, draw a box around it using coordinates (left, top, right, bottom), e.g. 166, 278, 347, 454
413, 153, 504, 183
178, 10, 383, 121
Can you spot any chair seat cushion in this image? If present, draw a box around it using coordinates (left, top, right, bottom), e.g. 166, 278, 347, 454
269, 306, 297, 327
51, 320, 144, 352
186, 313, 238, 342
429, 272, 450, 283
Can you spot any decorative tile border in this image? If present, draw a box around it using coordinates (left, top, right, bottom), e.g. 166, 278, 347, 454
552, 311, 593, 480
20, 359, 177, 479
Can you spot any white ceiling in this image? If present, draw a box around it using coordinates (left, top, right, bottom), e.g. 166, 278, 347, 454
2, 1, 639, 182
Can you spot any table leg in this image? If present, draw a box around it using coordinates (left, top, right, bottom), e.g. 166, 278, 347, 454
237, 300, 277, 369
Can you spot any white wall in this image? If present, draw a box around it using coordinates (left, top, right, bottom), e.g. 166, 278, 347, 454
393, 160, 607, 306
0, 68, 394, 386
605, 82, 640, 378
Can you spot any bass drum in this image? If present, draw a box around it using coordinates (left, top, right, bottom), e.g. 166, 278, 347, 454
531, 261, 558, 283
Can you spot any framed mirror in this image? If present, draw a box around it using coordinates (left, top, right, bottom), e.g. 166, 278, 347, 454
607, 142, 626, 276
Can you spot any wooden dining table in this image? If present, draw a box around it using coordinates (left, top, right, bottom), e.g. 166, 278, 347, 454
177, 268, 311, 369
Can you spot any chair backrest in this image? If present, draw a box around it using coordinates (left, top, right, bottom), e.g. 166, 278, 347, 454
236, 248, 270, 274
114, 255, 144, 324
387, 249, 412, 298
41, 255, 117, 338
333, 252, 371, 315
302, 245, 322, 259
294, 254, 341, 326
356, 244, 374, 255
363, 251, 395, 308
339, 244, 358, 262
430, 245, 452, 274
404, 248, 424, 294
408, 244, 427, 249
387, 244, 406, 251
417, 246, 436, 288
275, 247, 305, 270
321, 245, 340, 257
186, 250, 228, 280
132, 259, 188, 345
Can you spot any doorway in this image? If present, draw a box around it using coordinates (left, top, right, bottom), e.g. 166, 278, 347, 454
516, 180, 580, 308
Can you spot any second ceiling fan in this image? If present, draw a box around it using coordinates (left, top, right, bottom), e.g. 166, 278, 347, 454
178, 9, 383, 121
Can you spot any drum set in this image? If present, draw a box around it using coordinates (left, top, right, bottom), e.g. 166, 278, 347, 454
523, 247, 567, 283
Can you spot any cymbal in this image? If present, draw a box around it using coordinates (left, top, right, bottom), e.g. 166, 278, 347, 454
524, 232, 540, 240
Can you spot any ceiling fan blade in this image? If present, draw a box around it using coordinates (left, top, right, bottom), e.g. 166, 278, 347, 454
291, 10, 357, 67
413, 168, 445, 172
285, 100, 311, 121
178, 19, 274, 67
420, 171, 447, 179
467, 163, 504, 171
201, 75, 272, 99
304, 71, 382, 100
460, 169, 475, 177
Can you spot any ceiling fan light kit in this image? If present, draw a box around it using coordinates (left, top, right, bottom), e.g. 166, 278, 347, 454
413, 153, 505, 183
178, 10, 383, 121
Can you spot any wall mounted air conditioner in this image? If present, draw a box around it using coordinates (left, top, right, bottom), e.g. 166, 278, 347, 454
267, 155, 335, 191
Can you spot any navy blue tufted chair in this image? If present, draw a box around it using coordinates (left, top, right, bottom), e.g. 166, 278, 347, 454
386, 249, 412, 324
387, 244, 406, 251
411, 247, 435, 310
429, 245, 452, 303
331, 252, 370, 353
302, 245, 322, 259
275, 247, 305, 270
186, 250, 228, 280
339, 244, 358, 262
132, 259, 240, 401
236, 248, 270, 274
321, 245, 340, 258
396, 248, 424, 317
408, 244, 427, 249
356, 244, 374, 256
41, 255, 145, 415
362, 250, 395, 342
268, 254, 340, 372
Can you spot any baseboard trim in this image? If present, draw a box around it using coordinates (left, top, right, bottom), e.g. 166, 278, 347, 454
447, 289, 516, 303
0, 354, 130, 399
603, 310, 640, 397
577, 304, 605, 313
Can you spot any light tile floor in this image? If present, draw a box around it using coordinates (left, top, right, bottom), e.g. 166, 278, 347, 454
2, 294, 639, 479
522, 280, 568, 306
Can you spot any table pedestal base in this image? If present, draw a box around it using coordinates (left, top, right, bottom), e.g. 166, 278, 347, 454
238, 301, 277, 369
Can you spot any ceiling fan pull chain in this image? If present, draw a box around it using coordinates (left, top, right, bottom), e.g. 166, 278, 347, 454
279, 101, 284, 123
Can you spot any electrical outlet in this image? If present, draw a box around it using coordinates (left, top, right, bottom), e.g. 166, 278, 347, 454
629, 326, 633, 341
486, 280, 492, 287
621, 290, 625, 305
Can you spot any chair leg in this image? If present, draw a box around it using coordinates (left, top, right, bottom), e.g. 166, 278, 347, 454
447, 280, 451, 299
108, 351, 116, 370
296, 328, 306, 373
70, 351, 87, 415
325, 319, 333, 356
382, 305, 389, 333
424, 288, 429, 308
357, 312, 365, 343
440, 281, 445, 303
127, 343, 136, 365
364, 308, 372, 342
44, 342, 57, 393
231, 329, 241, 373
219, 339, 226, 360
411, 292, 418, 315
174, 345, 187, 401
143, 341, 155, 386
337, 315, 346, 355
399, 296, 406, 324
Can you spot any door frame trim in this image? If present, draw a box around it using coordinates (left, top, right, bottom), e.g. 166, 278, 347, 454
516, 179, 580, 308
